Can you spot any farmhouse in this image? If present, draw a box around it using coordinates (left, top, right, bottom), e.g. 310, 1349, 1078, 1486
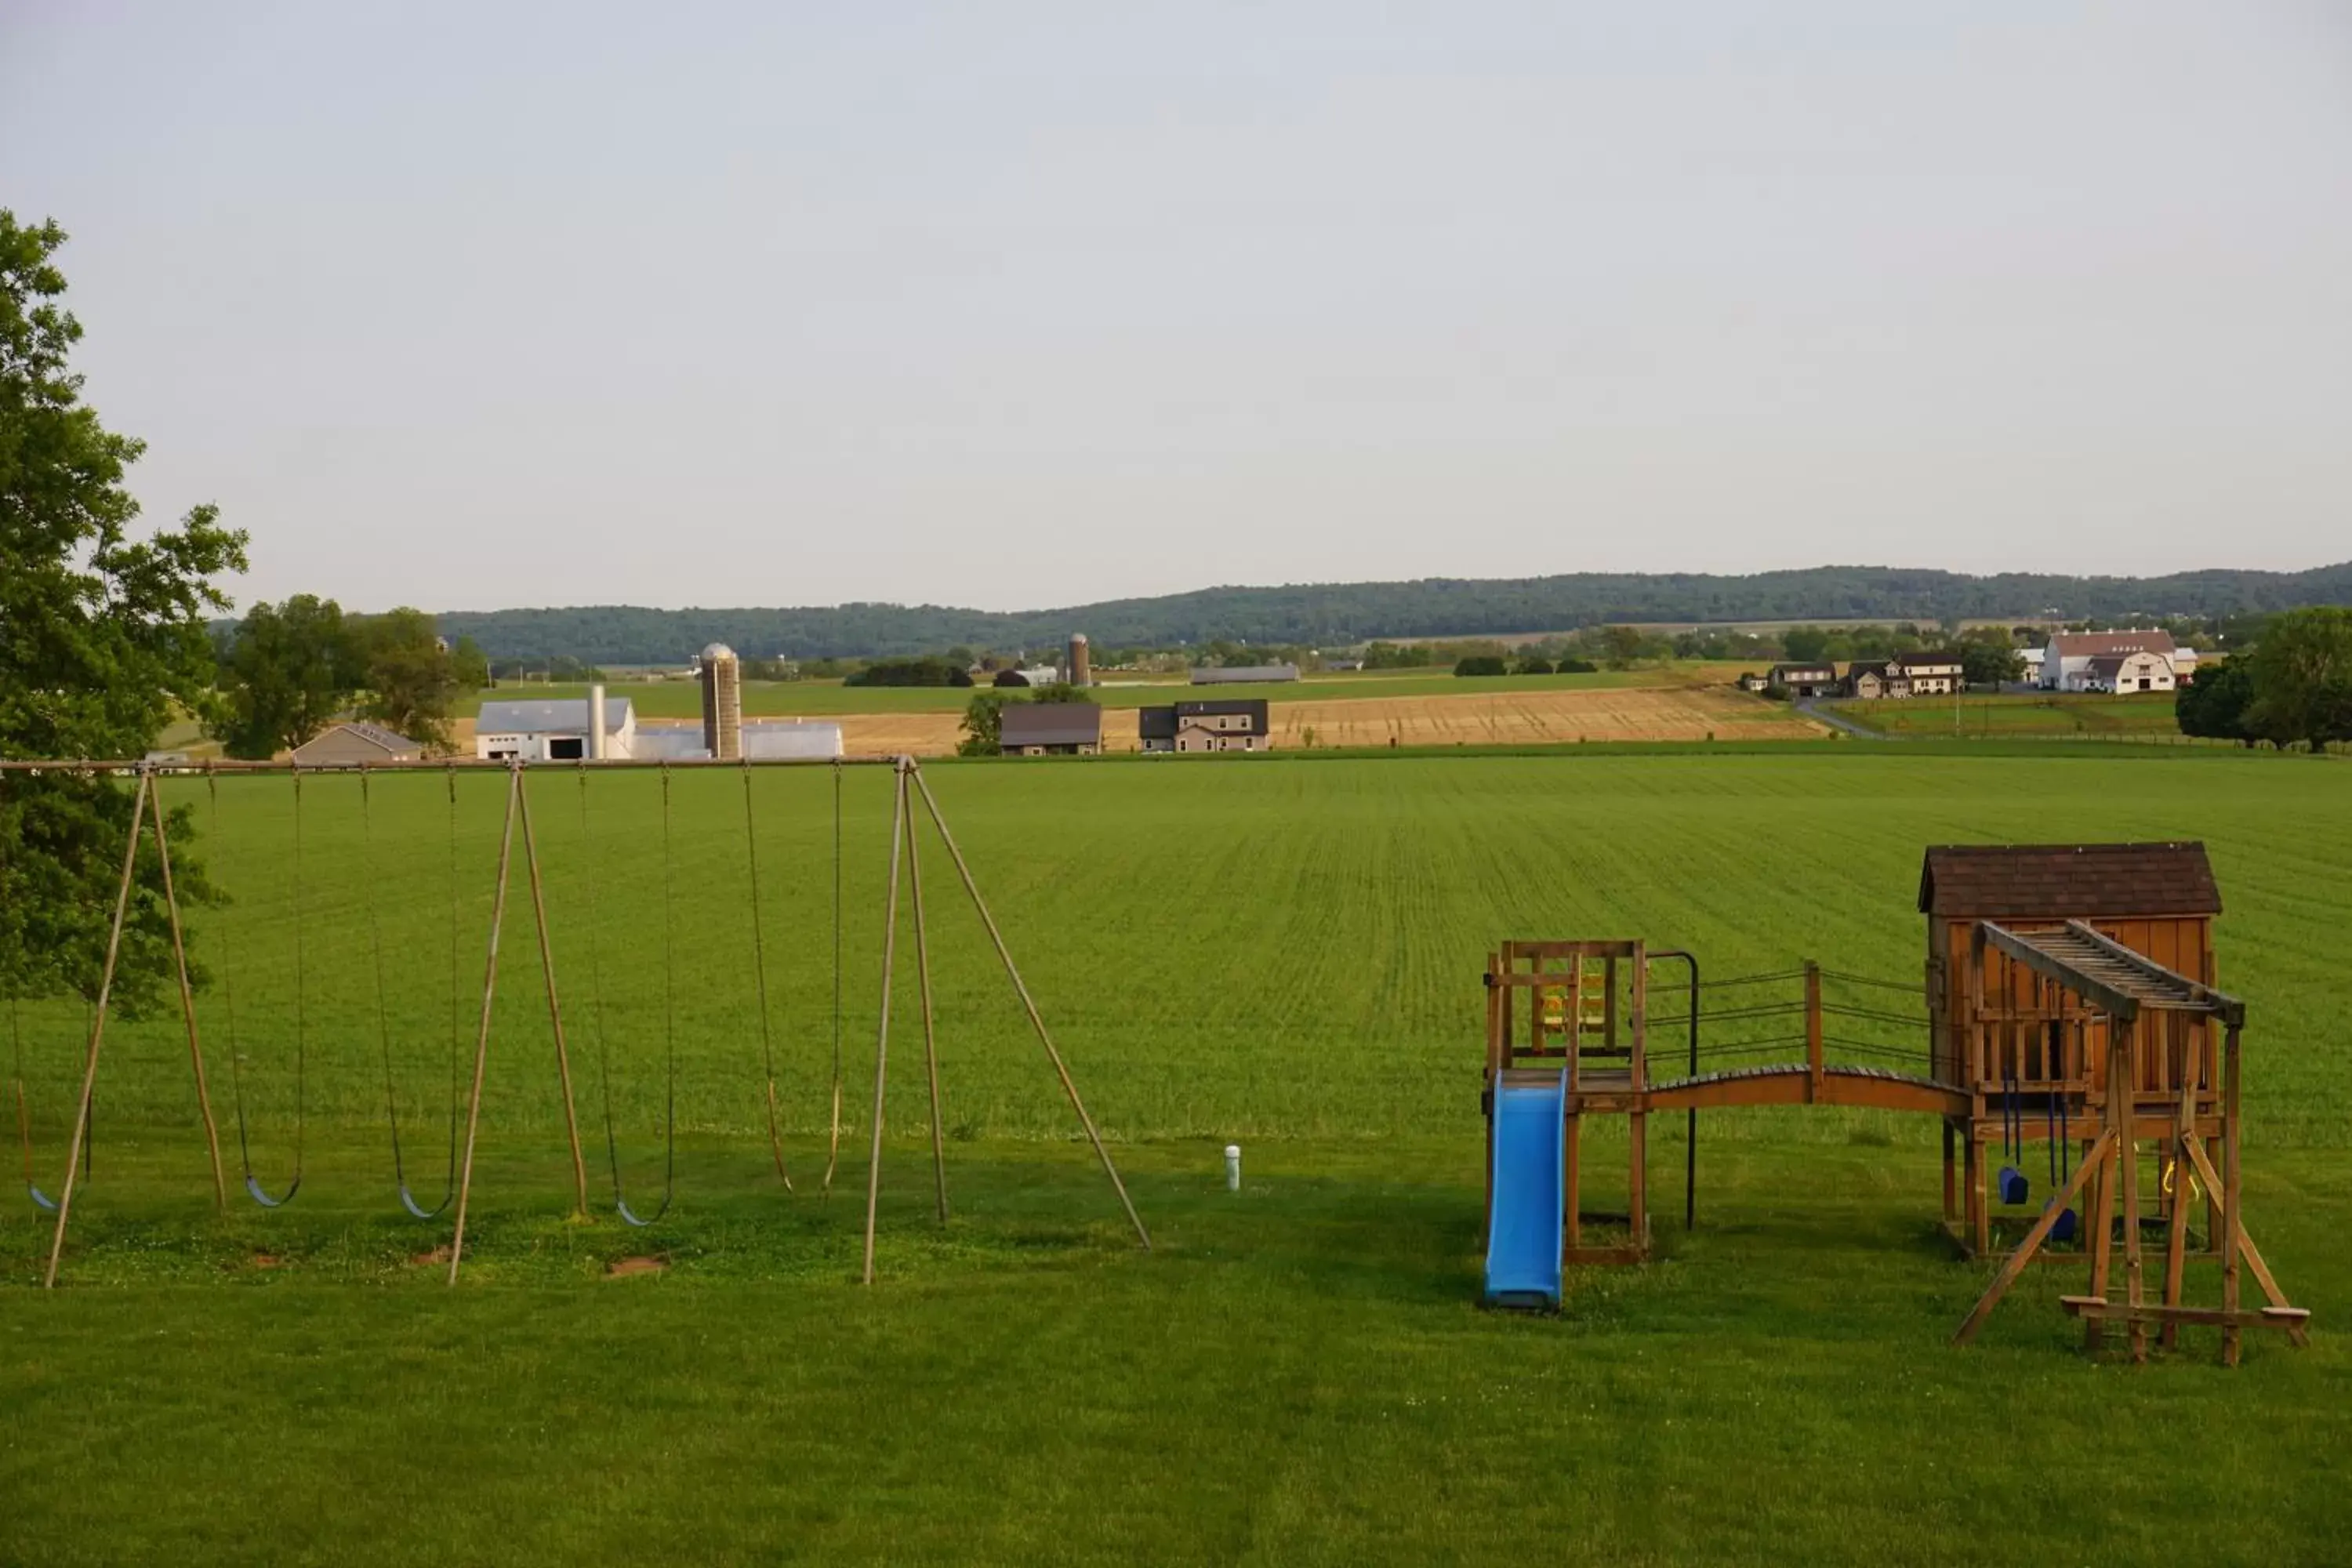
1844, 665, 1910, 701
290, 721, 425, 766
475, 695, 636, 761
1191, 664, 1299, 685
1138, 699, 1271, 753
1889, 650, 1965, 696
1766, 662, 1838, 698
1000, 703, 1103, 756
2039, 630, 2183, 691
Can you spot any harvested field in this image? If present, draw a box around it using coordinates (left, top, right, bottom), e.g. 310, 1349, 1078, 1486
1266, 684, 1819, 748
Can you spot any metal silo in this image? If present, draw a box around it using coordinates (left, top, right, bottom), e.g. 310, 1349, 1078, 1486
699, 642, 742, 760
1067, 633, 1091, 687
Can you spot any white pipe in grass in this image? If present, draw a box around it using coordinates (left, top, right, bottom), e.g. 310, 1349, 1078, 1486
1225, 1145, 1241, 1192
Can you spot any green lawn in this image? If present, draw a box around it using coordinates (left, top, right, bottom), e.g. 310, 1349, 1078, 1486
1826, 691, 2184, 739
6, 749, 2350, 1563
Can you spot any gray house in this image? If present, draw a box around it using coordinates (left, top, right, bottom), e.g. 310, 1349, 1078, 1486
1000, 703, 1103, 757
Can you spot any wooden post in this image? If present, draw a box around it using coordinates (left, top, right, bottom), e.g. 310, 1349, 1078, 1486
909, 764, 1151, 1252
1628, 946, 1647, 1256
2220, 1022, 2242, 1367
145, 779, 227, 1211
1804, 960, 1823, 1103
860, 760, 911, 1284
513, 768, 590, 1218
2085, 1033, 2122, 1352
1965, 1127, 1985, 1255
904, 764, 949, 1224
2118, 1027, 2147, 1363
447, 767, 522, 1286
1563, 954, 1581, 1254
1942, 1119, 1957, 1222
43, 771, 152, 1289
2160, 1014, 2195, 1348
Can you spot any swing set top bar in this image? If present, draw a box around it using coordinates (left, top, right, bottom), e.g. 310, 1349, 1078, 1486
0, 754, 912, 774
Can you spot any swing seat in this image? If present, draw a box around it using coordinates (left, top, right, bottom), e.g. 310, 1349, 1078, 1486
2047, 1203, 2078, 1244
1997, 1166, 2029, 1206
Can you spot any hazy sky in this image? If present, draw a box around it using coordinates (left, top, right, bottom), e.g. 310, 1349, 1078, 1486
5, 3, 2350, 613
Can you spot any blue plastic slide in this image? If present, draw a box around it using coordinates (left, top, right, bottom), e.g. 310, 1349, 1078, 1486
1483, 1068, 1567, 1308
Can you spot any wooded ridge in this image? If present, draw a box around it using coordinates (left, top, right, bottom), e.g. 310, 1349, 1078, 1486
430, 561, 2352, 663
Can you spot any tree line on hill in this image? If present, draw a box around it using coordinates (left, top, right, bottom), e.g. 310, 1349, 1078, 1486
428, 562, 2352, 666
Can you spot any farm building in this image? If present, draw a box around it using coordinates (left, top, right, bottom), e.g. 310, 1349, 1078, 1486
1766, 662, 1838, 698
2038, 630, 2190, 691
1889, 651, 1964, 695
993, 666, 1066, 689
2067, 650, 2175, 695
1138, 699, 1271, 753
474, 695, 635, 761
627, 719, 844, 761
1191, 664, 1299, 685
1000, 703, 1103, 756
1845, 666, 1909, 700
290, 721, 425, 765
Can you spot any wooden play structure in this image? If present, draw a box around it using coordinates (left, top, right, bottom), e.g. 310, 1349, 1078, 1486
1481, 842, 2309, 1361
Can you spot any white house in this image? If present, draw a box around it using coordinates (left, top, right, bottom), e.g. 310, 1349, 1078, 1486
474, 696, 636, 761
2019, 646, 2045, 684
2039, 630, 2183, 691
1889, 651, 1965, 696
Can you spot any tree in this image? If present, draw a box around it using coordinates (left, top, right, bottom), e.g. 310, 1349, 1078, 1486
211, 593, 363, 758
0, 212, 248, 1015
2176, 657, 2256, 745
448, 634, 491, 692
1955, 633, 2025, 689
355, 606, 461, 749
1516, 656, 1555, 676
2244, 607, 2352, 751
957, 691, 1008, 756
1454, 655, 1508, 677
1596, 625, 1646, 669
1781, 626, 1830, 662
1027, 681, 1094, 705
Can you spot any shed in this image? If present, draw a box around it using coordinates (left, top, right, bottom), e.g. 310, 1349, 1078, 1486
291, 722, 425, 766
1918, 842, 2221, 1094
1190, 664, 1299, 685
474, 696, 636, 762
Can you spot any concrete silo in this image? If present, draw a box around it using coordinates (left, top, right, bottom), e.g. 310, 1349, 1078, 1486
699, 642, 742, 760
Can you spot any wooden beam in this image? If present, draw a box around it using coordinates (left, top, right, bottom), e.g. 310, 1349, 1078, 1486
1804, 961, 1824, 1103
446, 766, 523, 1287
2060, 1298, 2307, 1330
1976, 922, 2143, 1024
2180, 1133, 2308, 1348
1952, 1128, 2118, 1346
2161, 1014, 2194, 1350
2061, 921, 2247, 1029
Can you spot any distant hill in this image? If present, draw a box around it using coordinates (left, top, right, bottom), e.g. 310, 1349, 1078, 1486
434, 561, 2352, 665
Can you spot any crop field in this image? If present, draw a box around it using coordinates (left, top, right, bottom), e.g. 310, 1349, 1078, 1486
7, 748, 2350, 1563
1828, 691, 2183, 739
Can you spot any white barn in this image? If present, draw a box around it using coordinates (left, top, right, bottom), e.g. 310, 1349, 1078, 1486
2039, 630, 2187, 692
474, 696, 636, 761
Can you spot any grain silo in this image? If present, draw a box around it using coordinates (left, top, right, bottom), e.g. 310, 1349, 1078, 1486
699, 642, 742, 760
1067, 633, 1091, 687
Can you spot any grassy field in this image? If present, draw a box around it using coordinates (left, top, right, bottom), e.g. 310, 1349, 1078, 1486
1826, 691, 2183, 739
6, 748, 2350, 1563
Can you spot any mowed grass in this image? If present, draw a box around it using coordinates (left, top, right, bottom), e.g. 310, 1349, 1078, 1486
1828, 691, 2184, 739
5, 750, 2351, 1564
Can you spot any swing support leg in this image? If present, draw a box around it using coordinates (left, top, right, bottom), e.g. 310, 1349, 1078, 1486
2160, 1015, 2194, 1349
514, 769, 590, 1218
909, 764, 1150, 1253
147, 777, 227, 1212
904, 767, 949, 1224
860, 760, 912, 1284
44, 771, 152, 1290
1952, 1128, 2115, 1345
448, 767, 523, 1286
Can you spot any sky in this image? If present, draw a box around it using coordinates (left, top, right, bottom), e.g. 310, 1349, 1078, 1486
5, 2, 2350, 615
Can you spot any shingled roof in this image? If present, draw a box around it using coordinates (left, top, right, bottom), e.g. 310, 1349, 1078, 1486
1918, 843, 2220, 920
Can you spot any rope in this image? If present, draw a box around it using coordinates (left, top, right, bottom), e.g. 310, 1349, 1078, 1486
740, 760, 792, 1189
1818, 1003, 1931, 1030
584, 760, 675, 1227
223, 766, 302, 1208
1817, 969, 1921, 994
1691, 969, 1808, 990
1649, 1001, 1806, 1026
365, 767, 459, 1220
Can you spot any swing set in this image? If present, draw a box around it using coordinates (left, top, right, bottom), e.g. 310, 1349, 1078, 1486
6, 753, 1148, 1289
